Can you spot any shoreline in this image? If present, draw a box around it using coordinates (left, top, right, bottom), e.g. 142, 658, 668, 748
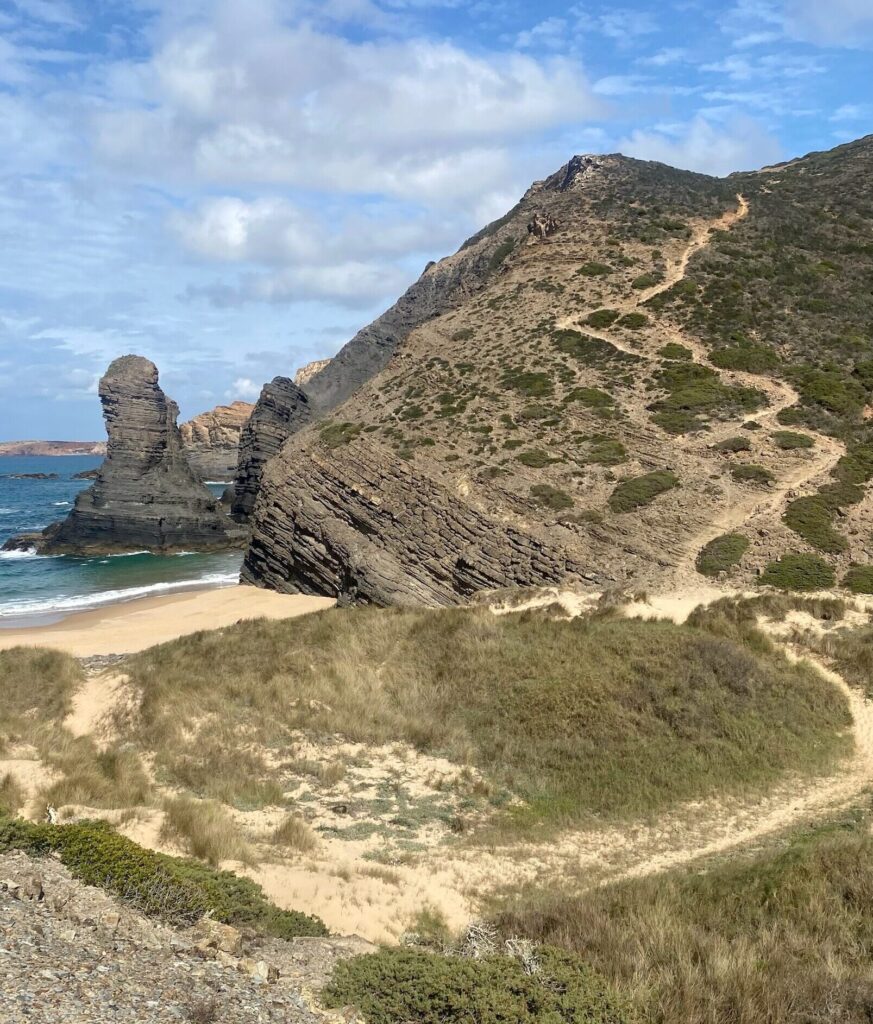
0, 585, 335, 657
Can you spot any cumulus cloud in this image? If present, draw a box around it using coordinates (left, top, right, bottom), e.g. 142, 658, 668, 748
229, 377, 262, 400
619, 115, 784, 177
783, 0, 873, 47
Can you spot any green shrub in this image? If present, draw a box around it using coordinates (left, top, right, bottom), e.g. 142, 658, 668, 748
488, 237, 515, 270
530, 484, 574, 511
658, 343, 692, 360
586, 438, 627, 466
714, 436, 751, 453
773, 430, 814, 450
0, 818, 328, 937
586, 309, 621, 328
399, 404, 424, 421
320, 422, 363, 449
843, 566, 873, 594
758, 554, 835, 592
710, 343, 780, 373
651, 361, 765, 434
577, 261, 612, 277
608, 471, 679, 512
517, 449, 560, 468
617, 312, 648, 330
323, 947, 634, 1024
631, 272, 663, 290
731, 463, 775, 484
742, 420, 762, 430
552, 330, 637, 367
564, 387, 614, 409
696, 534, 749, 577
501, 370, 553, 397
784, 496, 848, 554
451, 328, 473, 342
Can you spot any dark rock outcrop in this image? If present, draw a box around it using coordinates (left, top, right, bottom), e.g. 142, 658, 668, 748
72, 469, 100, 480
242, 436, 600, 606
180, 401, 254, 482
231, 378, 311, 523
18, 356, 245, 554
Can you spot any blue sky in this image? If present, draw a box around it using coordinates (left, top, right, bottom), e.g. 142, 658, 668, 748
0, 0, 871, 439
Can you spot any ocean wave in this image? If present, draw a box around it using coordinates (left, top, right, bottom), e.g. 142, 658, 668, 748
0, 508, 13, 515
0, 547, 40, 560
204, 481, 232, 485
0, 570, 240, 619
52, 501, 72, 507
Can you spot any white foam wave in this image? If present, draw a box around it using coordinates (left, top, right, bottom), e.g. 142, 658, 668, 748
52, 501, 71, 507
0, 547, 40, 560
0, 570, 239, 619
0, 508, 13, 515
204, 480, 232, 485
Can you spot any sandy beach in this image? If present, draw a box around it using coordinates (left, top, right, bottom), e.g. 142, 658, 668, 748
0, 585, 335, 657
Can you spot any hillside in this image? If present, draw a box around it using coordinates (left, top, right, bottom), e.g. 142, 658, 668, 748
243, 137, 873, 605
0, 441, 105, 457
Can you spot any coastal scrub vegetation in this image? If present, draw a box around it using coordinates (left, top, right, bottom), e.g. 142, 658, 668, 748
116, 609, 849, 829
695, 534, 749, 577
758, 554, 835, 591
608, 471, 679, 512
493, 814, 873, 1024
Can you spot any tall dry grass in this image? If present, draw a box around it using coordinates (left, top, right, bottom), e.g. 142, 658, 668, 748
160, 796, 254, 866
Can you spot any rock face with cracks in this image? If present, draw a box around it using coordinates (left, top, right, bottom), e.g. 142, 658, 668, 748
180, 400, 253, 482
14, 355, 245, 554
242, 434, 603, 606
231, 377, 312, 523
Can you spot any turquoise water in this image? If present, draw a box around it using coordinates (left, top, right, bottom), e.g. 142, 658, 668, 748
0, 456, 242, 624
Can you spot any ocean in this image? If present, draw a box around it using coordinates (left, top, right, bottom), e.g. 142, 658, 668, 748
0, 455, 243, 625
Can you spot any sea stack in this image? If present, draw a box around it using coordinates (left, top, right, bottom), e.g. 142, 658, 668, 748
231, 376, 311, 523
23, 355, 246, 554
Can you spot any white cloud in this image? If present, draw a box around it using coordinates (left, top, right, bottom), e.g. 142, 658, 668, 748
230, 377, 262, 400
619, 115, 783, 176
783, 0, 873, 46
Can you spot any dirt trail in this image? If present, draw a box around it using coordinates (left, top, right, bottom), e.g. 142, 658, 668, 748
555, 193, 847, 572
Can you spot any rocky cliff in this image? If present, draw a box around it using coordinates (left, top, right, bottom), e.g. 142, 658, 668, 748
243, 138, 873, 605
294, 359, 332, 388
0, 440, 106, 457
180, 400, 253, 481
231, 377, 311, 522
14, 356, 246, 554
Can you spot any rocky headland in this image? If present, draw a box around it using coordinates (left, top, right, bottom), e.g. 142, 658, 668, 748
0, 441, 105, 457
5, 355, 246, 555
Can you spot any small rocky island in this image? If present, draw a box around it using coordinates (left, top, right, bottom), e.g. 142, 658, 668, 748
4, 355, 246, 555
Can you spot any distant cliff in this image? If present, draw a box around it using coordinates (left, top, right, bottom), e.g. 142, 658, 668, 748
180, 401, 253, 481
0, 441, 106, 457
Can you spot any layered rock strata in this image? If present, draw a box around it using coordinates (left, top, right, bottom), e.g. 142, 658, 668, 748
180, 401, 253, 481
231, 377, 312, 523
12, 356, 245, 554
242, 435, 602, 606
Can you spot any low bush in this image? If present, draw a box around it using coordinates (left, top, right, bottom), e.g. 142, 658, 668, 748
577, 261, 612, 277
320, 422, 363, 449
618, 312, 648, 330
586, 309, 621, 328
322, 947, 634, 1024
0, 818, 327, 937
501, 370, 553, 398
658, 343, 692, 360
695, 534, 749, 577
731, 463, 775, 484
758, 554, 835, 591
631, 271, 663, 290
552, 330, 639, 368
710, 342, 780, 373
516, 449, 561, 468
585, 438, 627, 466
713, 436, 751, 453
563, 387, 614, 409
842, 565, 873, 594
530, 484, 574, 511
784, 496, 848, 554
773, 430, 814, 450
608, 471, 679, 513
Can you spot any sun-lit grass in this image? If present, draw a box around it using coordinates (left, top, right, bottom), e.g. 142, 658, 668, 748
120, 607, 851, 831
493, 814, 873, 1024
160, 795, 254, 867
270, 813, 319, 854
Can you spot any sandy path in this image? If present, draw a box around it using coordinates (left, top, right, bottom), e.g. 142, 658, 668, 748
0, 586, 335, 657
556, 193, 846, 574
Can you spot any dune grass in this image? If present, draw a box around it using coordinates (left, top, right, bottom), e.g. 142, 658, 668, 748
160, 796, 254, 867
493, 814, 873, 1024
119, 608, 851, 830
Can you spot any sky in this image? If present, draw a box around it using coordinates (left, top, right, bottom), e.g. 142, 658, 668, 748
0, 0, 871, 439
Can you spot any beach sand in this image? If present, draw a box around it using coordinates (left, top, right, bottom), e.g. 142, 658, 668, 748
0, 585, 335, 657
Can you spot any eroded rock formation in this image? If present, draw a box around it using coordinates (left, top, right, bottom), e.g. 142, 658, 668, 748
18, 356, 245, 554
231, 377, 311, 523
180, 401, 253, 481
293, 359, 332, 389
242, 435, 601, 606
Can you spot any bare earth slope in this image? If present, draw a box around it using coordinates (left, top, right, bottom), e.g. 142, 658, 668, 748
245, 138, 873, 605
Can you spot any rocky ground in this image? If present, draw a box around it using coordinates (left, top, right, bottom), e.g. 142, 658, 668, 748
0, 850, 372, 1024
